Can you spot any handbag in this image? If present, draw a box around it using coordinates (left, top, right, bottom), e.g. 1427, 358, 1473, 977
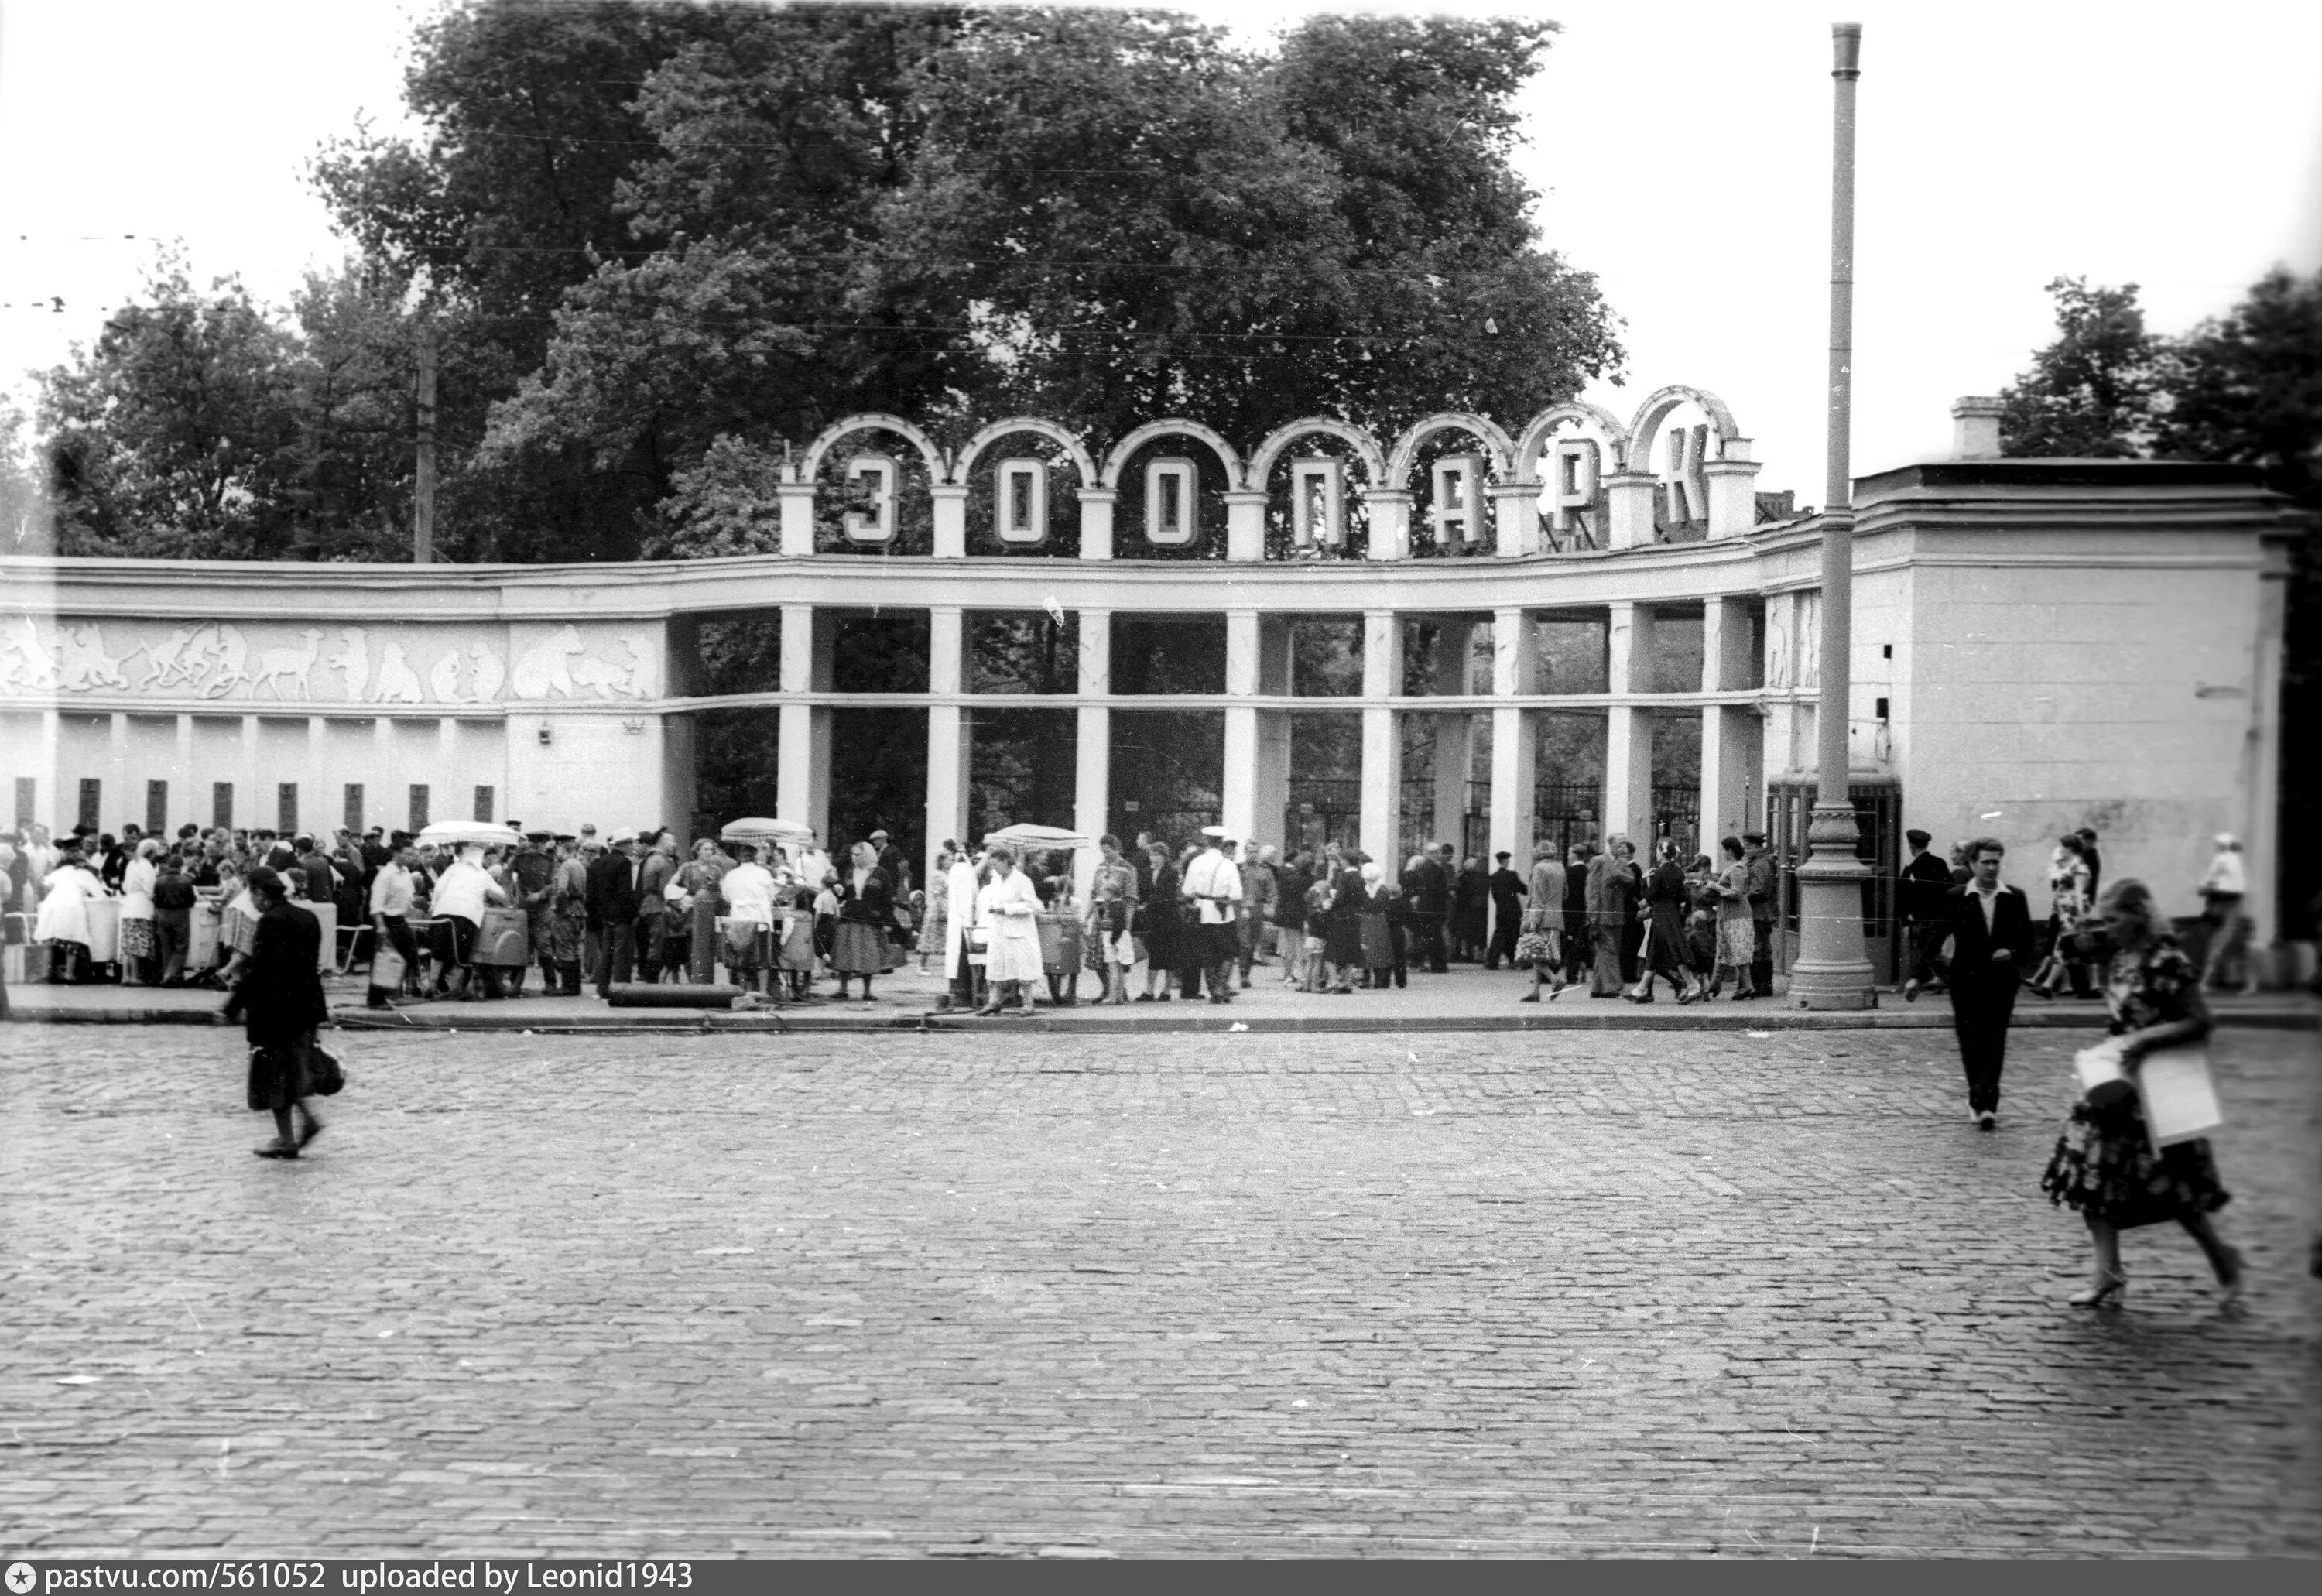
2138, 1043, 2222, 1147
370, 946, 406, 992
305, 1041, 347, 1098
2071, 1038, 2139, 1109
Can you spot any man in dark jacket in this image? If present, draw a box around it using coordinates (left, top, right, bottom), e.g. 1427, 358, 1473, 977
1742, 831, 1777, 998
1944, 837, 2039, 1129
224, 867, 329, 1159
509, 829, 560, 997
293, 835, 336, 909
1899, 827, 1955, 1001
586, 831, 645, 997
1408, 845, 1451, 974
1484, 851, 1527, 969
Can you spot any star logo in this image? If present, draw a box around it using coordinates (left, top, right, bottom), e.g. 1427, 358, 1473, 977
6, 1562, 37, 1594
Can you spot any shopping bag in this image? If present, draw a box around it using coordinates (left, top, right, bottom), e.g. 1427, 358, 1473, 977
2139, 1043, 2223, 1148
370, 945, 407, 993
2072, 1037, 2138, 1108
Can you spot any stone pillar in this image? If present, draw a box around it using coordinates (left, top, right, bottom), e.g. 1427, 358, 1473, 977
1360, 609, 1403, 862
777, 481, 817, 557
1222, 610, 1261, 844
1604, 603, 1656, 844
777, 602, 831, 837
925, 605, 970, 884
1367, 488, 1413, 562
1430, 619, 1474, 849
1224, 489, 1268, 563
2249, 550, 2289, 964
1488, 481, 1543, 558
1253, 711, 1291, 858
1604, 471, 1659, 550
1488, 606, 1539, 878
1072, 607, 1112, 899
1700, 595, 1760, 847
307, 716, 327, 834
1704, 439, 1762, 539
1077, 488, 1117, 561
372, 716, 394, 834
930, 483, 969, 559
437, 718, 460, 827
38, 709, 60, 829
107, 712, 128, 834
239, 714, 262, 834
174, 714, 194, 831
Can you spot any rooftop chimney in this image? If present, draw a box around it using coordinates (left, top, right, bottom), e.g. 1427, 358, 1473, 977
1951, 396, 2005, 461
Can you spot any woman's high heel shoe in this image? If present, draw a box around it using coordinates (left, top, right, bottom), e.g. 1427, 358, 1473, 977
2068, 1269, 2127, 1308
2215, 1248, 2246, 1308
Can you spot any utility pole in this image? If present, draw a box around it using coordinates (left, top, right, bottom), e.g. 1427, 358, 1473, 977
413, 317, 437, 564
1786, 21, 1876, 1009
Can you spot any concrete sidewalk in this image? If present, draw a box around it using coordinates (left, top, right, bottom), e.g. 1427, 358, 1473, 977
5, 959, 2315, 1033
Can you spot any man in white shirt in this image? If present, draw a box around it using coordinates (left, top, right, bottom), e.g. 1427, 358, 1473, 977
718, 842, 779, 996
366, 844, 421, 1008
940, 848, 985, 1012
1181, 825, 1243, 1005
2198, 833, 2255, 992
426, 842, 509, 1002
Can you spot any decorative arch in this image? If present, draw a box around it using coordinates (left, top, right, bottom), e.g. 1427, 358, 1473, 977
1245, 416, 1389, 488
1625, 385, 1744, 468
1513, 401, 1634, 479
1384, 411, 1517, 485
794, 413, 950, 485
950, 416, 1100, 486
1098, 417, 1245, 491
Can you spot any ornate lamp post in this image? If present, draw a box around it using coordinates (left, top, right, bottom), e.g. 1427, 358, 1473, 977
1786, 22, 1876, 1009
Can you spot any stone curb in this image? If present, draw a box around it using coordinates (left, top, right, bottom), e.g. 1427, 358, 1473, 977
9, 1000, 2315, 1036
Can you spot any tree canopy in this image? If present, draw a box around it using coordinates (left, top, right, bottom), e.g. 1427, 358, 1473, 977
33, 0, 1624, 564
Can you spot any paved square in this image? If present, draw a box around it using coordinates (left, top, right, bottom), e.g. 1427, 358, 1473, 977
2, 1022, 2316, 1558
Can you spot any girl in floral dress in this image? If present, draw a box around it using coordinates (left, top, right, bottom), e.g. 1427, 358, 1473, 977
2039, 878, 2245, 1310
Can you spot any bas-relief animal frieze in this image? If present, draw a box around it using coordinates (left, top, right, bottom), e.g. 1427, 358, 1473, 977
0, 615, 659, 705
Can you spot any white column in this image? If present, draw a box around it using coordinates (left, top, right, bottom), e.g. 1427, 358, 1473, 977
1700, 595, 1759, 849
1252, 711, 1291, 857
1073, 608, 1112, 897
307, 716, 327, 835
777, 481, 817, 557
1366, 488, 1413, 562
2248, 558, 2289, 961
39, 709, 60, 830
1224, 489, 1268, 563
1221, 610, 1261, 844
1360, 610, 1403, 862
1604, 602, 1656, 844
1704, 439, 1762, 539
1604, 471, 1659, 550
173, 713, 194, 834
1430, 620, 1473, 848
925, 605, 970, 882
1488, 606, 1539, 877
107, 712, 128, 834
776, 602, 823, 832
930, 484, 969, 559
1077, 488, 1117, 561
372, 716, 395, 834
437, 718, 460, 825
1488, 481, 1543, 558
239, 714, 262, 834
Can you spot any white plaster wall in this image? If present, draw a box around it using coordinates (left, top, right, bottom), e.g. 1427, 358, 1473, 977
506, 713, 670, 837
1906, 561, 2259, 922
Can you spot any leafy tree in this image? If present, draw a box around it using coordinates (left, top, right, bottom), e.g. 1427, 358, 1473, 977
0, 397, 50, 556
39, 255, 305, 558
2152, 267, 2322, 509
1999, 276, 2163, 457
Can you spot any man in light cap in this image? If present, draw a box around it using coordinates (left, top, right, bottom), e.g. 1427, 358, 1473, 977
510, 828, 560, 996
2198, 833, 2255, 992
1181, 825, 1242, 1004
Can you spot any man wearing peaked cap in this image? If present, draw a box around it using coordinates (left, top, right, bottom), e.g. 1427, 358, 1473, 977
585, 827, 645, 995
1182, 827, 1241, 1003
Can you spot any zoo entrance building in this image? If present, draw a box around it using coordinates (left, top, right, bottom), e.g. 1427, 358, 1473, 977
1, 386, 2301, 978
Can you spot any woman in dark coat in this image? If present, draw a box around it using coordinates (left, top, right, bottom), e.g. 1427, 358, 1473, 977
224, 867, 330, 1159
1323, 856, 1366, 993
1450, 858, 1489, 960
1627, 839, 1700, 1004
831, 841, 899, 1001
1135, 841, 1183, 1002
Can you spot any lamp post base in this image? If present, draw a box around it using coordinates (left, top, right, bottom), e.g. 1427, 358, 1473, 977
1786, 800, 1878, 1009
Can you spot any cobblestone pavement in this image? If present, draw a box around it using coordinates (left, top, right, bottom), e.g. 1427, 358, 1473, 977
2, 1023, 2317, 1559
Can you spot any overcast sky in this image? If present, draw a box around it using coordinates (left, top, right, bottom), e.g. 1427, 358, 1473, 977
2, 0, 2317, 503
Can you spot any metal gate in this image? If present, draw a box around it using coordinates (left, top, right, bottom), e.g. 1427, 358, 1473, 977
1765, 775, 1902, 982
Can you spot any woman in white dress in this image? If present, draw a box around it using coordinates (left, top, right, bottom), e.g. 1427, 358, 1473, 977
34, 844, 104, 983
940, 848, 985, 1012
718, 842, 779, 995
974, 844, 1043, 1016
118, 837, 162, 984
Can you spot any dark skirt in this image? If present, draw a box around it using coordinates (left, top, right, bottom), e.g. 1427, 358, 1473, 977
2040, 1098, 2231, 1228
831, 918, 895, 975
1323, 912, 1363, 968
247, 1039, 314, 1113
1135, 903, 1183, 968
